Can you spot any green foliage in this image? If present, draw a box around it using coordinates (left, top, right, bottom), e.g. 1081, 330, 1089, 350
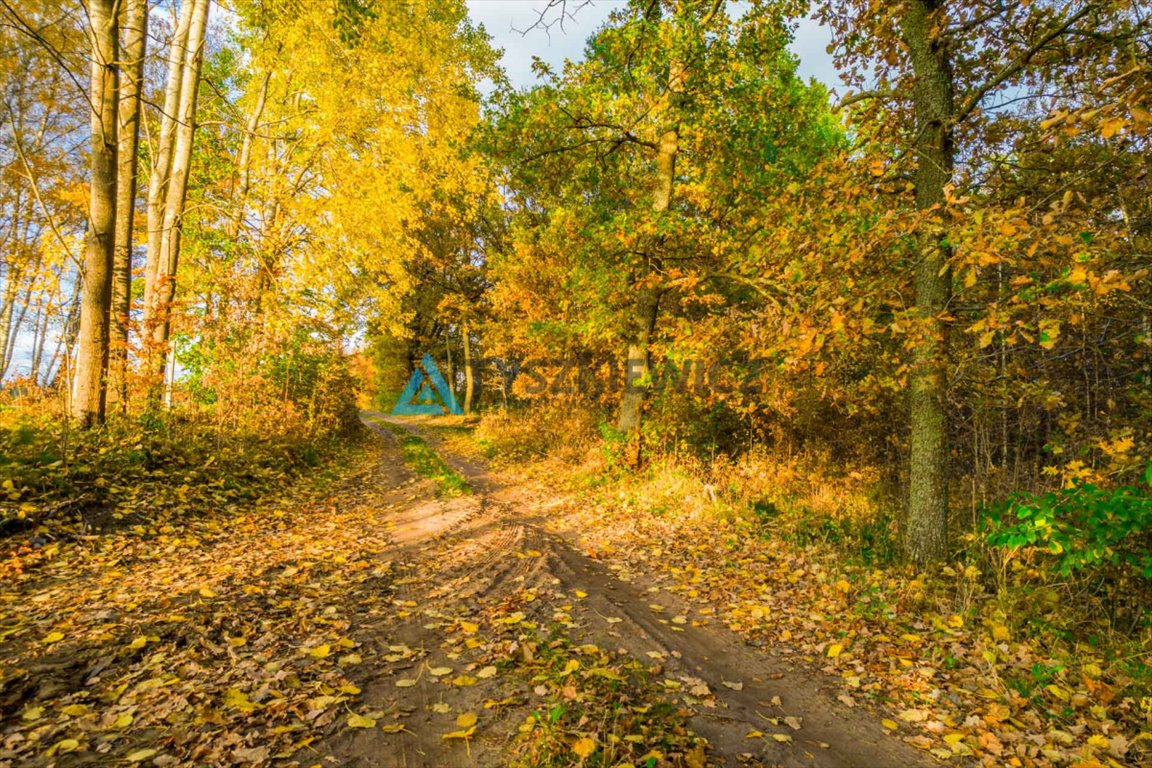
984, 472, 1152, 580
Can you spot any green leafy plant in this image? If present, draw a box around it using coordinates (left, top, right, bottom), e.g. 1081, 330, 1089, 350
984, 467, 1152, 580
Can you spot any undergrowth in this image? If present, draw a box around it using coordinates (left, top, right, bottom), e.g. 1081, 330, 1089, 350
0, 409, 357, 539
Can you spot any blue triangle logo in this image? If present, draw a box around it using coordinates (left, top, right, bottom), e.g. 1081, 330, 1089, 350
392, 353, 462, 415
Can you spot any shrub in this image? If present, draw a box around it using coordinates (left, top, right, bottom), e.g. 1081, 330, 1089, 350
984, 467, 1152, 581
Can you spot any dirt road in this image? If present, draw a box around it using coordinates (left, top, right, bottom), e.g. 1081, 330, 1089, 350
314, 414, 936, 768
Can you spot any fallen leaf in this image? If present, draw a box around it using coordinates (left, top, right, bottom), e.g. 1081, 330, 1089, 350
347, 713, 377, 728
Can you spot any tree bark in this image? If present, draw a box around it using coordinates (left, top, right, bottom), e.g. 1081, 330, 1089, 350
899, 0, 955, 563
72, 0, 119, 427
108, 0, 148, 410
617, 287, 661, 436
143, 0, 195, 340
147, 0, 210, 390
462, 323, 474, 415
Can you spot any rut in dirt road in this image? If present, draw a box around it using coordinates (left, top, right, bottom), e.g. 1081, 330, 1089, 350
309, 414, 938, 768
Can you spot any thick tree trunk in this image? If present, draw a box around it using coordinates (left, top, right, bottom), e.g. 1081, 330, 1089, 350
148, 0, 210, 390
143, 0, 194, 339
617, 287, 661, 436
108, 0, 148, 410
900, 0, 955, 563
72, 0, 119, 427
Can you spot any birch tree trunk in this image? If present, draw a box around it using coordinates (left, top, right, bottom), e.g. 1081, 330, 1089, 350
72, 0, 119, 427
463, 323, 475, 415
148, 0, 210, 390
108, 0, 148, 410
142, 0, 194, 338
899, 0, 955, 563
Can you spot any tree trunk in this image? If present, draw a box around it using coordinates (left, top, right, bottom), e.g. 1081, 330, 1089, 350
462, 323, 474, 415
72, 0, 119, 427
148, 0, 210, 390
142, 0, 194, 340
49, 274, 82, 390
108, 0, 148, 410
30, 297, 47, 386
615, 40, 683, 447
0, 289, 14, 381
899, 0, 955, 563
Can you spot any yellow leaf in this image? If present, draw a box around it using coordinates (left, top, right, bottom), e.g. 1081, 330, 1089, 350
49, 739, 80, 755
456, 712, 477, 728
452, 675, 477, 687
459, 621, 479, 634
882, 719, 899, 730
199, 587, 218, 598
44, 631, 64, 644
442, 726, 476, 740
395, 679, 417, 688
307, 644, 331, 658
429, 666, 452, 676
772, 733, 793, 743
380, 723, 406, 733
1100, 116, 1125, 139
347, 713, 377, 729
476, 665, 497, 679
61, 704, 89, 717
113, 713, 134, 729
430, 703, 451, 713
126, 748, 157, 762
745, 730, 764, 739
826, 643, 843, 658
129, 636, 147, 650
572, 736, 597, 759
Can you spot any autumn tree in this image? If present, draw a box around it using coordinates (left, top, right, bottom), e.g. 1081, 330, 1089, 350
488, 0, 836, 456
107, 0, 147, 409
818, 0, 1145, 561
72, 0, 119, 426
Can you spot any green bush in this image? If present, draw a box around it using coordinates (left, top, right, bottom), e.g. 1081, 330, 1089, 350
984, 467, 1152, 580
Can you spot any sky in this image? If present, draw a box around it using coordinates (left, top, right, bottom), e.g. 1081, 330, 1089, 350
464, 0, 841, 90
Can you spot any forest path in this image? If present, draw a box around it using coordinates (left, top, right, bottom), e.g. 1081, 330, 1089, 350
0, 414, 938, 768
318, 411, 938, 768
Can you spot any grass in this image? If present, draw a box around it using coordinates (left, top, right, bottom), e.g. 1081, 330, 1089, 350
375, 419, 471, 496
